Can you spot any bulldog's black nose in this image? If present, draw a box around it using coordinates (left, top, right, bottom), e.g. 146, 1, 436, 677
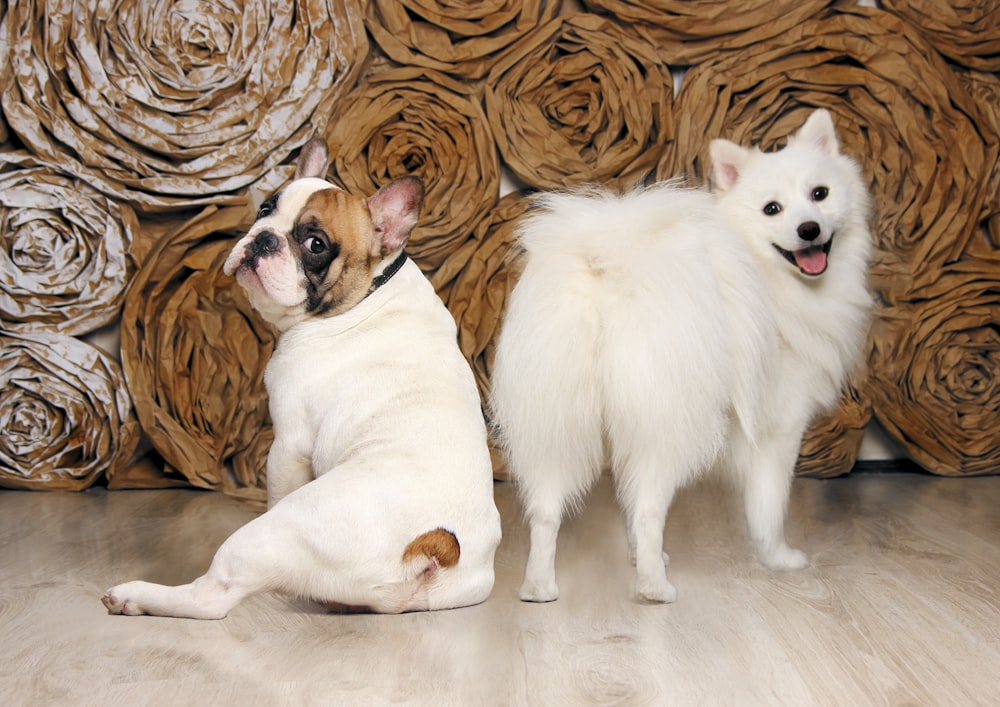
251, 230, 281, 256
797, 221, 821, 242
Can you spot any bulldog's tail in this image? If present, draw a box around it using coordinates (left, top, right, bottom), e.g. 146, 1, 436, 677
402, 527, 461, 577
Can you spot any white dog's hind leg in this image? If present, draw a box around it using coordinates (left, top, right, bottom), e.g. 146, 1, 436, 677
741, 435, 809, 571
520, 507, 562, 603
614, 458, 678, 604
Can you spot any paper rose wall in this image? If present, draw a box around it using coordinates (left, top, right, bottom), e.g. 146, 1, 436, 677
0, 1, 997, 492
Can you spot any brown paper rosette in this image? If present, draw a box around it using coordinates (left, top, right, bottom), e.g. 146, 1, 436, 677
880, 0, 1000, 72
0, 0, 368, 212
0, 331, 139, 490
484, 13, 675, 191
442, 192, 532, 403
324, 67, 500, 274
120, 203, 275, 501
0, 162, 137, 335
581, 0, 833, 64
869, 268, 1000, 477
658, 6, 999, 305
366, 0, 561, 79
439, 191, 533, 480
795, 376, 873, 478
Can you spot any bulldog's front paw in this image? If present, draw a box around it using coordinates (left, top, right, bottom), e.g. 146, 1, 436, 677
102, 583, 146, 616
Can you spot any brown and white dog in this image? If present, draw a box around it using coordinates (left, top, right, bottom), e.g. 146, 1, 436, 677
102, 138, 502, 618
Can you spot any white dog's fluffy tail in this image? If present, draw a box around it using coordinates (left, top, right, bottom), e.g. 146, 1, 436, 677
491, 183, 774, 513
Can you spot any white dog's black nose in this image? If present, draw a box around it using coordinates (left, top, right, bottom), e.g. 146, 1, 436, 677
252, 231, 281, 256
797, 221, 821, 242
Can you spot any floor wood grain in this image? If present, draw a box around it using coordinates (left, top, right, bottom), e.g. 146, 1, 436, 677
1, 472, 997, 706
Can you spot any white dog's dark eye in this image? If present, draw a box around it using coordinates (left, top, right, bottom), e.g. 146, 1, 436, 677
257, 203, 273, 219
763, 201, 781, 216
812, 186, 829, 202
306, 237, 325, 254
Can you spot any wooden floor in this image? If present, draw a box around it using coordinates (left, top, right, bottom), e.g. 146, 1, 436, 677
1, 472, 997, 706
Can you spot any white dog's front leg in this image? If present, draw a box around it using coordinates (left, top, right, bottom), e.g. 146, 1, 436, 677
742, 435, 809, 571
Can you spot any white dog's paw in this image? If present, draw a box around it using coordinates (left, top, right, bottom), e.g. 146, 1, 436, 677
636, 574, 677, 604
761, 545, 809, 571
519, 577, 559, 603
102, 584, 146, 616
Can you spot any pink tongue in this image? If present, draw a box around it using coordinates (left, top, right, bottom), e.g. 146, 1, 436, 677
794, 246, 828, 275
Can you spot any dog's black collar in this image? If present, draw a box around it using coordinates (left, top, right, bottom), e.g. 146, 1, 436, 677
367, 250, 408, 297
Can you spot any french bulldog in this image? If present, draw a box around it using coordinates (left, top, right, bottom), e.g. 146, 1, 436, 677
102, 137, 502, 618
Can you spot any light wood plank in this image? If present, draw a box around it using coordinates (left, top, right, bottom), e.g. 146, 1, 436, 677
1, 472, 997, 706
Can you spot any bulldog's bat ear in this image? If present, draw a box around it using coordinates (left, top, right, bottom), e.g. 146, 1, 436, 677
295, 137, 330, 180
368, 176, 424, 256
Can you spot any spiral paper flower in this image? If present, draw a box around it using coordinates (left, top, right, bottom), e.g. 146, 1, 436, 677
120, 203, 275, 501
0, 332, 139, 490
795, 377, 873, 478
880, 0, 1000, 71
443, 193, 532, 402
365, 0, 561, 79
484, 14, 675, 191
0, 161, 137, 335
658, 6, 999, 305
439, 192, 533, 479
324, 67, 500, 274
581, 0, 832, 64
0, 0, 368, 212
869, 270, 1000, 476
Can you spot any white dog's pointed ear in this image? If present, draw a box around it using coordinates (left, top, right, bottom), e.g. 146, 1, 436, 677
368, 176, 424, 255
709, 139, 748, 192
295, 137, 330, 180
793, 109, 839, 156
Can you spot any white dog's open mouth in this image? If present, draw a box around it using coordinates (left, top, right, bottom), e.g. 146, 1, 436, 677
773, 237, 832, 277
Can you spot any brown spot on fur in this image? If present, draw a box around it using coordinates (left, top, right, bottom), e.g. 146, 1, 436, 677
402, 528, 460, 569
295, 188, 379, 316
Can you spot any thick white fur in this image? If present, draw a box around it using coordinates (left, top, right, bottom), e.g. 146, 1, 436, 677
103, 148, 501, 618
492, 110, 872, 603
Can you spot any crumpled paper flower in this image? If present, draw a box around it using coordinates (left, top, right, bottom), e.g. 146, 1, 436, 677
437, 193, 532, 480
581, 0, 832, 64
0, 331, 139, 490
795, 376, 873, 478
0, 0, 368, 212
0, 160, 137, 335
869, 267, 1000, 476
325, 66, 500, 274
658, 5, 998, 305
484, 13, 675, 191
880, 0, 1000, 71
365, 0, 560, 79
119, 202, 275, 501
441, 192, 532, 403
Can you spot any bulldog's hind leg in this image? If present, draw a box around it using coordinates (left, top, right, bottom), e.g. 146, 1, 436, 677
102, 513, 292, 619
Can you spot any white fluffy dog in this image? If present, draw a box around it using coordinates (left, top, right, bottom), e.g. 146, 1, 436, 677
491, 110, 872, 603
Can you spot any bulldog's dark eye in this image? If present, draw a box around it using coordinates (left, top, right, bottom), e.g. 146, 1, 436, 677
306, 237, 325, 254
257, 204, 272, 219
763, 201, 782, 216
812, 186, 829, 202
